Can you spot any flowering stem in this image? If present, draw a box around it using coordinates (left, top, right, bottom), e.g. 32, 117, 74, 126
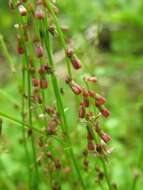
47, 1, 72, 78
42, 17, 86, 190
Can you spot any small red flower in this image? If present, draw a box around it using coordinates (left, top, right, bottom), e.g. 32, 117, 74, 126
100, 108, 110, 118
35, 6, 45, 19
88, 140, 95, 151
71, 83, 82, 95
35, 46, 43, 58
96, 95, 106, 106
71, 56, 81, 70
32, 78, 39, 87
18, 5, 27, 16
79, 105, 85, 118
40, 79, 48, 89
101, 133, 111, 143
66, 47, 74, 57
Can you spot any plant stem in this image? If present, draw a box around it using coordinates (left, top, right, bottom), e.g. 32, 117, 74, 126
42, 17, 86, 190
21, 55, 32, 189
46, 1, 72, 78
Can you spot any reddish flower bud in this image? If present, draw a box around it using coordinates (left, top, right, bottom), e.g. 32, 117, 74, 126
88, 140, 95, 151
35, 6, 45, 19
18, 5, 27, 16
35, 46, 43, 58
101, 133, 111, 143
100, 108, 110, 118
40, 79, 48, 89
17, 44, 25, 54
71, 57, 81, 70
83, 98, 89, 107
66, 47, 74, 57
49, 25, 57, 36
32, 78, 39, 87
96, 95, 106, 106
47, 151, 52, 158
82, 89, 89, 98
88, 90, 96, 98
71, 83, 82, 95
83, 76, 97, 83
79, 106, 85, 118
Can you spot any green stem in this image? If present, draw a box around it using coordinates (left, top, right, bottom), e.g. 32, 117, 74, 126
21, 56, 32, 189
0, 34, 16, 72
24, 46, 39, 189
43, 17, 86, 190
47, 1, 72, 78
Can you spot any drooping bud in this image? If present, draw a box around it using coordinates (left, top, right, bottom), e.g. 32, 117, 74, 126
79, 105, 85, 119
32, 78, 39, 87
71, 83, 82, 95
101, 133, 111, 143
66, 47, 74, 57
83, 76, 97, 83
49, 25, 57, 36
88, 90, 96, 98
18, 5, 27, 16
96, 95, 106, 106
35, 46, 43, 58
71, 56, 81, 70
40, 79, 48, 89
82, 98, 89, 107
88, 140, 95, 151
100, 108, 110, 118
17, 43, 25, 54
35, 5, 45, 19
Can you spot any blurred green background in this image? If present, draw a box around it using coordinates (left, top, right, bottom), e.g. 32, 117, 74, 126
0, 0, 143, 190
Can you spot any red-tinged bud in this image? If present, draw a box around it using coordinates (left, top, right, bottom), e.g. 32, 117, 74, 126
71, 57, 81, 70
49, 25, 57, 36
88, 140, 95, 151
100, 108, 110, 118
18, 5, 27, 16
38, 65, 49, 74
96, 95, 106, 106
66, 47, 74, 57
71, 84, 82, 95
40, 79, 48, 89
47, 151, 52, 158
88, 90, 96, 98
79, 106, 85, 118
32, 78, 39, 87
35, 6, 45, 19
83, 76, 97, 83
101, 133, 111, 143
82, 88, 89, 98
17, 44, 25, 54
83, 98, 89, 107
35, 46, 43, 58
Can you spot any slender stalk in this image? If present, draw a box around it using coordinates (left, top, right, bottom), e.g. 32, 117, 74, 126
42, 17, 86, 190
24, 46, 39, 189
46, 1, 72, 78
21, 56, 32, 189
0, 34, 16, 72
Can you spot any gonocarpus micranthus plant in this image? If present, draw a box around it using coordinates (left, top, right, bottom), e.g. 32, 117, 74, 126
7, 0, 114, 189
